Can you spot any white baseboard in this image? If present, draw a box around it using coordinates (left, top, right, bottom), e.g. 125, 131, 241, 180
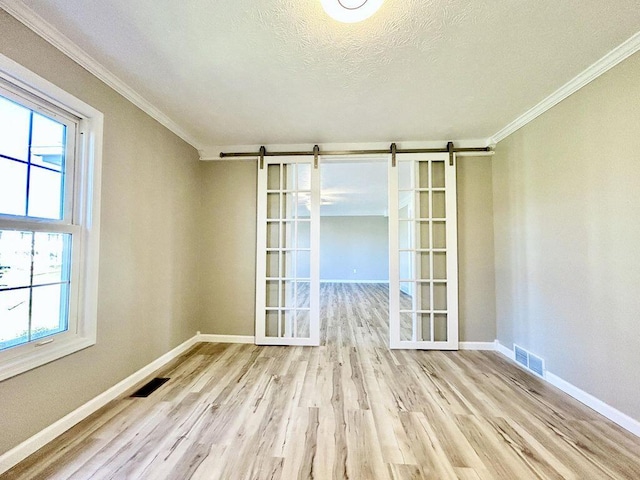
494, 340, 640, 438
494, 339, 515, 360
459, 341, 496, 351
545, 372, 640, 438
320, 280, 389, 284
0, 334, 199, 475
198, 334, 255, 344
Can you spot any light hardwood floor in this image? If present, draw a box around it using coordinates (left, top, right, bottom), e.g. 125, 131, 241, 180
4, 283, 640, 479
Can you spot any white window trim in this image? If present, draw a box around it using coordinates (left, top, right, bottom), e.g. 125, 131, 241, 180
0, 53, 103, 381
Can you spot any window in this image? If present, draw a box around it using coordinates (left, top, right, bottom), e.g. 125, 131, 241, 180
0, 54, 103, 381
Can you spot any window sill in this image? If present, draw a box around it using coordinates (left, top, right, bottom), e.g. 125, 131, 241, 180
0, 335, 96, 382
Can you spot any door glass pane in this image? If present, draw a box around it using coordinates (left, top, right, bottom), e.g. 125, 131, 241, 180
297, 221, 310, 248
420, 313, 431, 341
399, 251, 413, 281
297, 164, 311, 191
399, 283, 413, 309
266, 251, 279, 277
283, 164, 295, 190
266, 222, 279, 248
418, 161, 429, 189
0, 158, 27, 216
433, 283, 447, 310
433, 252, 447, 279
281, 222, 294, 248
398, 161, 412, 190
434, 314, 447, 341
282, 252, 296, 278
267, 193, 280, 219
432, 222, 446, 249
432, 161, 445, 188
282, 281, 296, 308
283, 310, 295, 337
266, 281, 279, 307
398, 200, 411, 220
417, 252, 430, 279
432, 191, 446, 218
418, 282, 431, 310
296, 250, 310, 279
417, 192, 429, 219
283, 193, 299, 219
399, 221, 412, 249
400, 312, 413, 341
296, 282, 310, 308
267, 165, 280, 190
266, 310, 279, 337
418, 221, 430, 249
296, 310, 310, 338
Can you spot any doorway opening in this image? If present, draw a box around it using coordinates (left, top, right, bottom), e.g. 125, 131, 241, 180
255, 152, 458, 349
319, 160, 389, 348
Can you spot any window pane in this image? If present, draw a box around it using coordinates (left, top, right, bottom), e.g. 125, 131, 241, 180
0, 158, 27, 216
0, 230, 32, 288
0, 95, 30, 161
33, 232, 71, 286
30, 113, 66, 172
28, 166, 63, 219
30, 283, 69, 340
0, 288, 30, 350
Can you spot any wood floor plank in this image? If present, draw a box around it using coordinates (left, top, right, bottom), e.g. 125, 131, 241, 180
3, 283, 640, 480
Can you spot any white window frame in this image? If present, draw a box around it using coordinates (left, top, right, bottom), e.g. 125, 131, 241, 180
0, 53, 103, 381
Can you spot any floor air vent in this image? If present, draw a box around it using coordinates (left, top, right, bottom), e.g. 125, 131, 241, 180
513, 345, 545, 378
130, 377, 170, 397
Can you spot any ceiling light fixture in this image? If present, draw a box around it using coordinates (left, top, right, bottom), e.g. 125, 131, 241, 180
320, 0, 384, 23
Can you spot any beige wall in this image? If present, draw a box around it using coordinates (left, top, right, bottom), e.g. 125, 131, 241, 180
198, 158, 497, 343
199, 161, 257, 336
0, 12, 202, 454
457, 157, 496, 342
321, 216, 389, 281
493, 51, 640, 421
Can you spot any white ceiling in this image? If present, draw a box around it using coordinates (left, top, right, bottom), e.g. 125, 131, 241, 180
320, 160, 388, 216
5, 0, 640, 155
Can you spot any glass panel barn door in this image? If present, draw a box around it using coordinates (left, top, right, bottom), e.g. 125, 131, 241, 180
389, 153, 459, 349
255, 156, 320, 345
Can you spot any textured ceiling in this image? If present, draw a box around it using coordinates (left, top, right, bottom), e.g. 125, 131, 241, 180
8, 0, 640, 152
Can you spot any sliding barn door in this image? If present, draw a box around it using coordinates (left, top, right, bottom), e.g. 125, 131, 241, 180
389, 153, 459, 349
255, 156, 320, 346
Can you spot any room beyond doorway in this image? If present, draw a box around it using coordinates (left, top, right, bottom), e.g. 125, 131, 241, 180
320, 160, 389, 348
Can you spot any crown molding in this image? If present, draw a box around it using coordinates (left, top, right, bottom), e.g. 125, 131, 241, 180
491, 31, 640, 144
0, 0, 203, 150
